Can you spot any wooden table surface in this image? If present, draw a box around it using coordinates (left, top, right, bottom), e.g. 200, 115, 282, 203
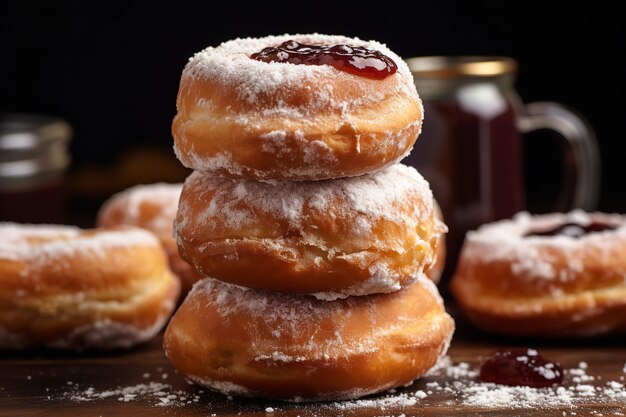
1, 314, 625, 417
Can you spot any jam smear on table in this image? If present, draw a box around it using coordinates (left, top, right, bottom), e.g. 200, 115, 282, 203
525, 221, 617, 238
251, 40, 397, 80
480, 348, 563, 388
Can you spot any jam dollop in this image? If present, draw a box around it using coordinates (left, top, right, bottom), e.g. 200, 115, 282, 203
480, 348, 563, 388
250, 40, 397, 80
525, 221, 617, 238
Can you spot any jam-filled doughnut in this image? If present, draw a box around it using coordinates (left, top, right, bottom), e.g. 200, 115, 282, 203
451, 211, 626, 337
163, 276, 454, 401
0, 223, 180, 350
172, 33, 423, 180
174, 164, 445, 298
98, 183, 202, 295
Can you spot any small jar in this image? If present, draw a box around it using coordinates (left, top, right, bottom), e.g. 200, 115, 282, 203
0, 114, 72, 223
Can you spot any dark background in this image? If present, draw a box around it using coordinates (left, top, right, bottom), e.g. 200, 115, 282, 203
1, 1, 624, 212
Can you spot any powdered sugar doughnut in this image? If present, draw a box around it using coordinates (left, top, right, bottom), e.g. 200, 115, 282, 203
172, 33, 423, 180
175, 164, 446, 298
98, 183, 202, 295
0, 223, 180, 350
451, 211, 626, 337
163, 275, 454, 401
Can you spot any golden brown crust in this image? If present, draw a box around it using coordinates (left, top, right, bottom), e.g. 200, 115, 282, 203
163, 276, 454, 401
175, 165, 444, 298
425, 201, 446, 284
0, 223, 180, 349
172, 34, 423, 180
450, 211, 626, 337
97, 183, 202, 295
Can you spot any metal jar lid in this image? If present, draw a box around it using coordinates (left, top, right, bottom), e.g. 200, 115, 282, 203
406, 56, 518, 79
0, 113, 72, 179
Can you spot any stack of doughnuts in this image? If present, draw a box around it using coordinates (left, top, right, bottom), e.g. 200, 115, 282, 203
164, 33, 454, 401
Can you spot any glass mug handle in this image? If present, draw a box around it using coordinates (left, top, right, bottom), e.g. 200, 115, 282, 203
518, 101, 601, 211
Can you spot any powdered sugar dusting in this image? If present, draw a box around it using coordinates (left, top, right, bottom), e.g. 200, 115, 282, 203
183, 33, 414, 106
332, 392, 419, 409
469, 211, 626, 246
0, 223, 160, 264
311, 273, 405, 300
176, 120, 421, 180
175, 164, 440, 296
311, 270, 441, 301
46, 315, 173, 351
461, 210, 626, 281
38, 228, 160, 260
177, 163, 433, 236
0, 223, 79, 261
98, 183, 182, 236
187, 275, 448, 367
174, 34, 421, 180
255, 351, 307, 363
193, 278, 383, 355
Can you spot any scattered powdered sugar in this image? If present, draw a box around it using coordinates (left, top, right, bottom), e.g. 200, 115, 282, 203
462, 383, 575, 408
55, 355, 626, 414
65, 381, 201, 407
326, 356, 626, 412
331, 393, 420, 410
98, 183, 182, 236
442, 359, 479, 379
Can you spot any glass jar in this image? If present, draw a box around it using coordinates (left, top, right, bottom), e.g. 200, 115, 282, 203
405, 56, 600, 280
0, 114, 72, 223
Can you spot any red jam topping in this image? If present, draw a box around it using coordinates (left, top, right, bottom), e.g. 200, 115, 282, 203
525, 221, 617, 238
250, 40, 397, 80
480, 348, 563, 388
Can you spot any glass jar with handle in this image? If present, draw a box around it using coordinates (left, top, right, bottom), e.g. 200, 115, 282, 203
405, 56, 600, 282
